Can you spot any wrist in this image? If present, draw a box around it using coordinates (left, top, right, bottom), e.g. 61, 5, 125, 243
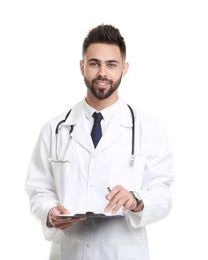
46, 210, 54, 228
130, 191, 143, 212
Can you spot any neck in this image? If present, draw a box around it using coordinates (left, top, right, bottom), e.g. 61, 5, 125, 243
85, 93, 119, 111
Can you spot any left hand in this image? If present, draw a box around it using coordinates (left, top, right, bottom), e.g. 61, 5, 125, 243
104, 185, 137, 214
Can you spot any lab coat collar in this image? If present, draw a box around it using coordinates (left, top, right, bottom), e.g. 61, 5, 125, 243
62, 98, 133, 153
83, 98, 122, 123
63, 98, 133, 127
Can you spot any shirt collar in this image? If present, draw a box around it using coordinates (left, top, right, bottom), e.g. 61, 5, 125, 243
83, 98, 121, 121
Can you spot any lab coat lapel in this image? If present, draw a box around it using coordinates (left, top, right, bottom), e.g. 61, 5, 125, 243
95, 116, 122, 154
71, 115, 122, 155
63, 99, 132, 154
95, 103, 132, 155
70, 112, 94, 153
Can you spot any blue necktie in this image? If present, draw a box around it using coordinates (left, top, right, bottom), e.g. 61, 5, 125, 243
91, 112, 103, 147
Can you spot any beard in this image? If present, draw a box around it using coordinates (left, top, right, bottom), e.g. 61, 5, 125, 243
84, 75, 122, 100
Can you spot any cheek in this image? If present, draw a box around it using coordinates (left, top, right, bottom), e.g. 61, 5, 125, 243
84, 68, 97, 79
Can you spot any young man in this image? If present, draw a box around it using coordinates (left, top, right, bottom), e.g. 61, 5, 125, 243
25, 24, 174, 260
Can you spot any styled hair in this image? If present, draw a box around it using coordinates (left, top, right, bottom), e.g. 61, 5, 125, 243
82, 24, 126, 61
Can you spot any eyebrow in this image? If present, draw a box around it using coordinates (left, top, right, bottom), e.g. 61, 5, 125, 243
88, 58, 119, 64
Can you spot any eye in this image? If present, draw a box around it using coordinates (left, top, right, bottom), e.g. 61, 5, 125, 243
108, 63, 117, 68
89, 62, 99, 67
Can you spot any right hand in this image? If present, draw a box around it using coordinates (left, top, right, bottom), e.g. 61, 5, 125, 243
47, 205, 86, 230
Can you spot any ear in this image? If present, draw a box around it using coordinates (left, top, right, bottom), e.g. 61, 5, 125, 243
122, 62, 129, 77
80, 60, 84, 76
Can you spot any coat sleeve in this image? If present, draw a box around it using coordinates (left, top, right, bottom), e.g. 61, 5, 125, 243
24, 123, 58, 241
128, 117, 174, 228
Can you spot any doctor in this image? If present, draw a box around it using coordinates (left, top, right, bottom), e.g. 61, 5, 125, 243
25, 24, 174, 260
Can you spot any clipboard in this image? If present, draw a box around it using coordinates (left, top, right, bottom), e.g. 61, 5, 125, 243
57, 211, 125, 218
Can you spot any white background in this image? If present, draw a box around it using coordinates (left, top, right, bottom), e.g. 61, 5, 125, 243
0, 0, 208, 259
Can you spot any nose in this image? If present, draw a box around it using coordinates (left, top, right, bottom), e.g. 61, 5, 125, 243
97, 64, 107, 78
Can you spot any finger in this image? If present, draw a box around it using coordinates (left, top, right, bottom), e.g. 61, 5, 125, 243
105, 191, 116, 201
111, 196, 129, 214
104, 194, 119, 213
122, 199, 133, 212
57, 218, 86, 230
106, 185, 123, 200
105, 193, 132, 214
56, 205, 70, 214
53, 217, 86, 229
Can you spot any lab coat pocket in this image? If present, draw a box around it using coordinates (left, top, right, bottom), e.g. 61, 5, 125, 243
118, 246, 145, 260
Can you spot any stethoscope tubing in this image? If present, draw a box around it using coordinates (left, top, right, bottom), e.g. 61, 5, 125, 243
50, 105, 135, 165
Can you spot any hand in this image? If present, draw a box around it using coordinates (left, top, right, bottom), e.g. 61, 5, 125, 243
47, 205, 86, 230
104, 185, 138, 214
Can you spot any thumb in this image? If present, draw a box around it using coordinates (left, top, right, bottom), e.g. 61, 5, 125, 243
56, 205, 70, 214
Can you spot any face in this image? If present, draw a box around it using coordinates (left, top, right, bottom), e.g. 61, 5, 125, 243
80, 43, 128, 102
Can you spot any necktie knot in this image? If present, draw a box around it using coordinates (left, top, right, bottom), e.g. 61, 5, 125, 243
92, 112, 103, 123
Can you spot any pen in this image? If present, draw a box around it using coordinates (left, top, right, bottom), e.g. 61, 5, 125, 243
107, 187, 111, 192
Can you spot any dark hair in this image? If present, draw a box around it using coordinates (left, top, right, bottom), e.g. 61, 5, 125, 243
82, 24, 126, 61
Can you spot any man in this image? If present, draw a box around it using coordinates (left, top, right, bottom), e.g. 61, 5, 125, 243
25, 24, 174, 260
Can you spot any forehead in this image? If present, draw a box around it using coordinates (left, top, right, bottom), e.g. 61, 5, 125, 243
85, 43, 122, 62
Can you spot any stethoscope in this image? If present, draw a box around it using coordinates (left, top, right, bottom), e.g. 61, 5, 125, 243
49, 104, 136, 166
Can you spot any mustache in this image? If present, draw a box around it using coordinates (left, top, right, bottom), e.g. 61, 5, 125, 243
92, 77, 112, 84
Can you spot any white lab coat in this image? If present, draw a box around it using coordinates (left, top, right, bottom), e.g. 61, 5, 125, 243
25, 98, 174, 260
